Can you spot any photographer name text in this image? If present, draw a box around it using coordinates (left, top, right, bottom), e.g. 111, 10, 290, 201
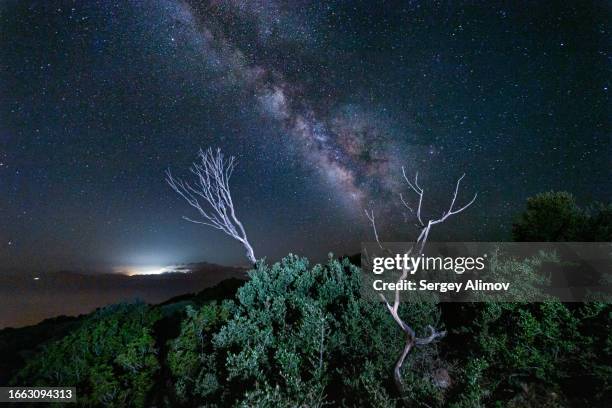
372, 279, 510, 293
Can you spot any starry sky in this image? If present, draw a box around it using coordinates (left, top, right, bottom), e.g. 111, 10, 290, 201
1, 0, 609, 273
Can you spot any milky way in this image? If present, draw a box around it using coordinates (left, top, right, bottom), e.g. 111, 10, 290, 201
1, 0, 609, 270
171, 0, 406, 209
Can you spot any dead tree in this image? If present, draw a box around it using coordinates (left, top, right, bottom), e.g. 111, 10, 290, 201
166, 147, 256, 264
365, 167, 477, 393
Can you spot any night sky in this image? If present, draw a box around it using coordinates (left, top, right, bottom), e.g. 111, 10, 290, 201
1, 1, 609, 273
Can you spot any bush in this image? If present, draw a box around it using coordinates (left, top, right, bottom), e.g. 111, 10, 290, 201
167, 254, 443, 406
450, 300, 611, 406
167, 302, 231, 404
12, 303, 160, 407
512, 191, 612, 242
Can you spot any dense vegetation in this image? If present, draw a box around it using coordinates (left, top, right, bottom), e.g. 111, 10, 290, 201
11, 304, 160, 407
512, 191, 611, 242
166, 255, 415, 407
2, 192, 610, 407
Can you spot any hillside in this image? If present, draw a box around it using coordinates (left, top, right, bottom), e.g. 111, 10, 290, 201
0, 276, 246, 385
2, 256, 610, 407
0, 263, 247, 328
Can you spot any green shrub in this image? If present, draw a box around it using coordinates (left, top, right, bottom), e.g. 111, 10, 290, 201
512, 191, 612, 242
167, 302, 231, 403
167, 254, 443, 406
450, 300, 611, 406
11, 303, 160, 407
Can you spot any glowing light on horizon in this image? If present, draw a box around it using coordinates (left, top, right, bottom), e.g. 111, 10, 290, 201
115, 265, 192, 276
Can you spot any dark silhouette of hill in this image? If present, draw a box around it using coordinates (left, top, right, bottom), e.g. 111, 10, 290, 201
0, 262, 247, 329
0, 274, 247, 385
0, 314, 82, 385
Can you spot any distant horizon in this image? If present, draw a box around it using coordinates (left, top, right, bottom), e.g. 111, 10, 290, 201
0, 250, 353, 276
0, 261, 248, 329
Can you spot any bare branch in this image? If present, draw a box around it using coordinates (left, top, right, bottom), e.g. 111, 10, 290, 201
167, 147, 256, 264
364, 208, 383, 250
402, 166, 425, 226
428, 174, 478, 226
399, 193, 414, 214
415, 325, 447, 346
365, 168, 477, 395
394, 338, 414, 391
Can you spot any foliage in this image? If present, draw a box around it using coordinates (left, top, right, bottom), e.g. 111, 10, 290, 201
0, 314, 81, 385
449, 297, 611, 406
6, 252, 611, 407
474, 249, 556, 302
167, 254, 443, 406
166, 302, 231, 404
582, 202, 612, 241
512, 191, 611, 241
11, 303, 160, 407
501, 191, 612, 405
